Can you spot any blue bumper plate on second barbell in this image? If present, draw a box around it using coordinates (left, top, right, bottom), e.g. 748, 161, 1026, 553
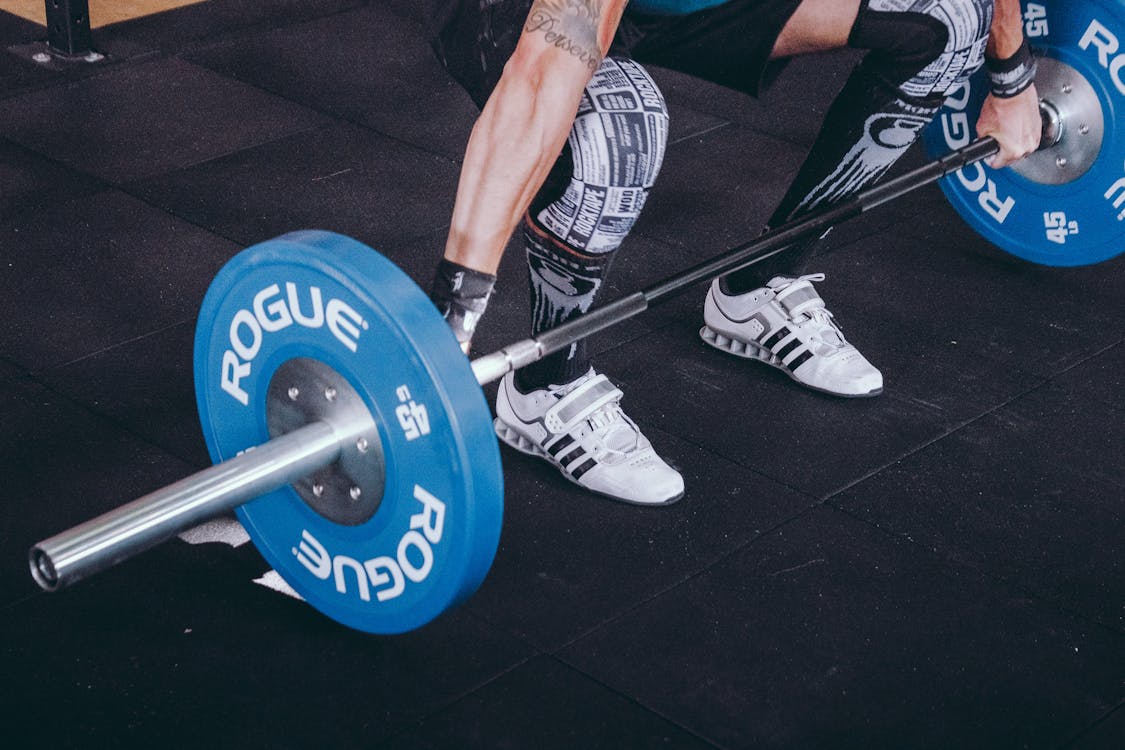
923, 0, 1125, 266
193, 230, 503, 634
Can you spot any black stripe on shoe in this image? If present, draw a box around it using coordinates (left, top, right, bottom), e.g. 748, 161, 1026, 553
762, 327, 790, 348
775, 338, 802, 361
786, 350, 814, 372
564, 449, 587, 468
570, 457, 597, 480
546, 434, 575, 457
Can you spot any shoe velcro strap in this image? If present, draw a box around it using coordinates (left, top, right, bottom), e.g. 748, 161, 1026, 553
775, 282, 824, 318
544, 375, 622, 435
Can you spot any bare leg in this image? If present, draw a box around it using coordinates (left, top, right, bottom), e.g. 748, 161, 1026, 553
770, 0, 862, 58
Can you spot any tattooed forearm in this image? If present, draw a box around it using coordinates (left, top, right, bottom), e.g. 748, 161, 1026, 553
525, 0, 603, 71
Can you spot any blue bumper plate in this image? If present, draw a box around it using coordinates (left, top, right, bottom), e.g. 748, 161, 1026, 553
924, 0, 1125, 266
193, 231, 503, 634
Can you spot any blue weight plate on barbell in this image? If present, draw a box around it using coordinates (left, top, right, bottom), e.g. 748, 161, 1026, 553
923, 0, 1125, 266
193, 230, 503, 634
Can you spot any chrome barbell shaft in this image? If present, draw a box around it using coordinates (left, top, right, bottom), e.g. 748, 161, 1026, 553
30, 420, 347, 591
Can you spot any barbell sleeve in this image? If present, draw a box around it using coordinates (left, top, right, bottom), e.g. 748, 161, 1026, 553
30, 420, 347, 591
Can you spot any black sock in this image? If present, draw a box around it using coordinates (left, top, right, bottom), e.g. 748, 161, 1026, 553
515, 218, 615, 392
721, 59, 942, 296
429, 258, 496, 348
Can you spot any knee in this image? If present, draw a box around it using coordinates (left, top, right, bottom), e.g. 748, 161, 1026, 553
932, 0, 994, 79
575, 57, 670, 190
885, 13, 949, 76
534, 57, 669, 254
852, 0, 993, 98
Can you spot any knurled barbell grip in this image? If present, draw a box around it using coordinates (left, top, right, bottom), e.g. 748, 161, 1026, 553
472, 136, 1002, 386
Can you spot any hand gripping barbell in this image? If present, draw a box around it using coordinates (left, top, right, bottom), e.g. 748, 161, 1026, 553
29, 17, 1125, 633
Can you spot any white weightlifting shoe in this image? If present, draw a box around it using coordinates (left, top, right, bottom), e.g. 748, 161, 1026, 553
494, 369, 684, 505
701, 273, 882, 398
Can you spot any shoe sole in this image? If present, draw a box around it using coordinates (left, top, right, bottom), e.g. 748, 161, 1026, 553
700, 325, 882, 399
493, 419, 682, 506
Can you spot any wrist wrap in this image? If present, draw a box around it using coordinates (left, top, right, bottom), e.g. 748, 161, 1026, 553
986, 39, 1037, 98
429, 259, 496, 349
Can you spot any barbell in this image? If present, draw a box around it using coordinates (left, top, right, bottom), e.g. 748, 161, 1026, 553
28, 5, 1125, 634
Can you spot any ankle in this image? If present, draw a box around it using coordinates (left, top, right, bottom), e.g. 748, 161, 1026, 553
515, 356, 590, 394
720, 268, 768, 296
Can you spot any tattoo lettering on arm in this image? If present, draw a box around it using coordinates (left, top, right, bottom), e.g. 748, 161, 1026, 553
525, 0, 605, 71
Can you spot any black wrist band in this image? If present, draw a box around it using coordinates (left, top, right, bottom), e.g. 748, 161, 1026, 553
429, 259, 496, 346
985, 39, 1037, 98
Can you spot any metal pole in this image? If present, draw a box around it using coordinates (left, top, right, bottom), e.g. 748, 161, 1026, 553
44, 0, 94, 58
471, 137, 1001, 385
30, 420, 344, 591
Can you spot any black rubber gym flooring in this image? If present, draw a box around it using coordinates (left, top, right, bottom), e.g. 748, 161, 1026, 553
2, 2, 1124, 747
